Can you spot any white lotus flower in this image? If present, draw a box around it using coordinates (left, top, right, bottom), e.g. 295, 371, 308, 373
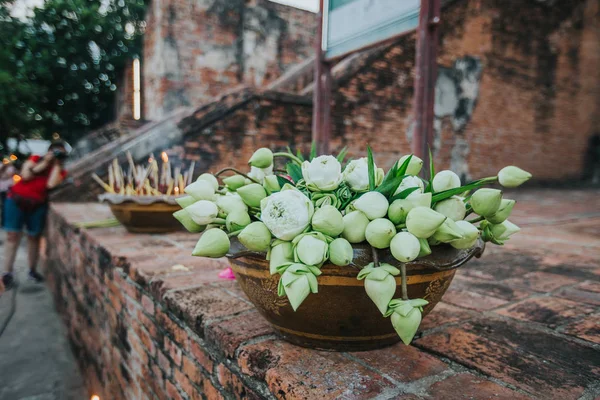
302, 155, 342, 191
261, 188, 314, 240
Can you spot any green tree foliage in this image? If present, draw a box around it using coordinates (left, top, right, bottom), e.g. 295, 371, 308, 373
0, 0, 146, 150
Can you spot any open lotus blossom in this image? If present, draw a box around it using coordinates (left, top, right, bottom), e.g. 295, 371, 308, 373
174, 145, 530, 345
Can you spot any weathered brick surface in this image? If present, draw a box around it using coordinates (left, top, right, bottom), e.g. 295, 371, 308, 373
43, 189, 599, 400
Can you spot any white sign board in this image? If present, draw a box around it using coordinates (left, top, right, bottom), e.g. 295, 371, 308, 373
323, 0, 420, 60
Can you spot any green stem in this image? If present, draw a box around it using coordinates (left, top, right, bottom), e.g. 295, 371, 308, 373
212, 218, 226, 225
273, 152, 303, 166
400, 264, 408, 300
371, 246, 380, 267
468, 216, 484, 224
214, 168, 260, 184
227, 230, 242, 237
395, 223, 406, 230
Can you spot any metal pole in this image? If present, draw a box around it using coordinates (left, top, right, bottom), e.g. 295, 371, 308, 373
311, 0, 325, 153
412, 0, 441, 180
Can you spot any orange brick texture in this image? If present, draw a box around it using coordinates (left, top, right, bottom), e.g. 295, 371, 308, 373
42, 189, 600, 399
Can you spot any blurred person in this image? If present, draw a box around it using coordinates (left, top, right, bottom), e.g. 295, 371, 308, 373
0, 160, 17, 227
1, 141, 68, 289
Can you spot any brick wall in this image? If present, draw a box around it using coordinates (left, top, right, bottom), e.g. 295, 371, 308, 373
142, 0, 316, 121
42, 195, 600, 399
328, 0, 600, 181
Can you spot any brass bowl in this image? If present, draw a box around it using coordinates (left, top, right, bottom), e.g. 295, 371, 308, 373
227, 238, 484, 351
99, 194, 182, 234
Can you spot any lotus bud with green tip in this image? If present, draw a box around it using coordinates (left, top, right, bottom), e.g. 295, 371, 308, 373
186, 200, 219, 225
471, 188, 502, 217
343, 158, 375, 192
434, 196, 467, 221
394, 176, 424, 196
385, 299, 428, 345
196, 173, 219, 191
329, 238, 353, 266
216, 195, 248, 215
301, 155, 343, 191
293, 232, 329, 266
223, 175, 246, 191
498, 166, 531, 188
311, 205, 344, 237
451, 221, 479, 249
192, 228, 230, 257
342, 211, 370, 243
432, 218, 464, 243
486, 199, 515, 224
406, 207, 447, 239
225, 209, 251, 232
418, 238, 432, 257
263, 175, 281, 194
388, 199, 411, 225
248, 148, 273, 168
357, 263, 400, 315
173, 209, 206, 233
432, 170, 461, 192
354, 191, 389, 220
399, 154, 423, 176
176, 195, 197, 208
278, 264, 321, 311
390, 231, 420, 262
268, 241, 294, 275
311, 192, 341, 209
184, 180, 215, 201
490, 220, 520, 241
238, 221, 272, 251
365, 218, 397, 249
237, 183, 267, 208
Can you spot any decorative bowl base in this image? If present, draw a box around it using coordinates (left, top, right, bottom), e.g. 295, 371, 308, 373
228, 239, 484, 351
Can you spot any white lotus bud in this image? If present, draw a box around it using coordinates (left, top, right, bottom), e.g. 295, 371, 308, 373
451, 221, 479, 249
237, 183, 267, 208
498, 166, 531, 188
263, 175, 281, 193
196, 173, 219, 191
354, 191, 389, 220
490, 220, 520, 241
293, 233, 329, 266
399, 154, 423, 176
175, 195, 196, 208
248, 148, 274, 168
405, 207, 447, 239
434, 196, 467, 221
394, 176, 424, 196
173, 209, 205, 233
486, 199, 515, 224
311, 205, 344, 237
192, 228, 230, 258
223, 175, 246, 190
225, 209, 251, 232
432, 170, 461, 192
186, 200, 218, 225
390, 232, 420, 262
302, 155, 343, 191
432, 218, 464, 243
365, 218, 397, 249
238, 221, 272, 251
471, 188, 502, 217
184, 180, 215, 201
342, 211, 370, 243
216, 195, 248, 215
329, 238, 353, 266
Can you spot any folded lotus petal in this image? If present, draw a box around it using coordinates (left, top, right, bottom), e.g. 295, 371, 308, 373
379, 263, 400, 276
365, 274, 397, 315
408, 298, 429, 308
388, 300, 415, 317
269, 242, 294, 275
306, 273, 319, 293
307, 265, 322, 276
367, 267, 391, 281
356, 263, 375, 280
283, 274, 311, 311
391, 307, 422, 345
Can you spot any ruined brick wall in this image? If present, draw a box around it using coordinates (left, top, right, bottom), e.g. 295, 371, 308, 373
143, 0, 316, 121
330, 0, 600, 181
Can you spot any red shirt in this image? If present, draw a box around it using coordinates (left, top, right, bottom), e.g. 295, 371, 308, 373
9, 155, 68, 202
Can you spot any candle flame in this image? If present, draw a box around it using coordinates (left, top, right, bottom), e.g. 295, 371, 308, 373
91, 396, 100, 400
9, 154, 17, 161
174, 187, 179, 194
2, 158, 9, 164
161, 152, 168, 163
13, 174, 21, 183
